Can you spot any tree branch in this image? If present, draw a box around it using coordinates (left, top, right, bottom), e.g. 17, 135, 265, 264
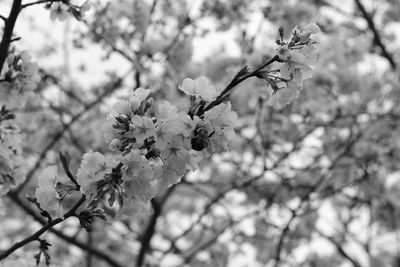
7, 192, 122, 267
86, 232, 93, 267
21, 0, 62, 9
354, 0, 397, 70
0, 196, 86, 261
273, 210, 297, 267
316, 230, 362, 267
200, 55, 280, 114
0, 0, 22, 74
136, 186, 176, 267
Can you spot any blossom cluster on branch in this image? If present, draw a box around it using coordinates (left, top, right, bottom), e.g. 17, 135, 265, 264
30, 24, 319, 221
0, 2, 321, 261
261, 23, 320, 109
37, 82, 238, 217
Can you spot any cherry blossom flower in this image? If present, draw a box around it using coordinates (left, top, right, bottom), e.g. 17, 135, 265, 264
35, 166, 63, 218
121, 150, 156, 203
203, 102, 237, 152
267, 24, 320, 109
77, 152, 112, 196
179, 77, 220, 102
128, 115, 156, 144
50, 3, 70, 21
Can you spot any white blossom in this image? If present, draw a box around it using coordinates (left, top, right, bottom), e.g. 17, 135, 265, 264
35, 166, 63, 218
77, 152, 111, 196
179, 77, 220, 102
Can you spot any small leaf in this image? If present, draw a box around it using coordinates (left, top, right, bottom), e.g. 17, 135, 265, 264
279, 26, 284, 39
78, 208, 108, 232
58, 151, 71, 168
59, 151, 80, 189
34, 239, 52, 266
33, 252, 41, 265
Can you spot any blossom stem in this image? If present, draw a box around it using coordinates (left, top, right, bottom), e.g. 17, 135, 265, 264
21, 0, 63, 9
201, 55, 280, 114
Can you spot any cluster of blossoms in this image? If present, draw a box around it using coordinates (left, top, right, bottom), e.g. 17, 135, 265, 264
262, 23, 320, 109
0, 106, 26, 195
35, 81, 237, 216
49, 1, 91, 21
32, 24, 319, 222
0, 50, 40, 92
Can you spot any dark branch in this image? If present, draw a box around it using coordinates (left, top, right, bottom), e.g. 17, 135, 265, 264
0, 196, 86, 261
354, 0, 397, 70
0, 0, 22, 74
21, 0, 62, 9
7, 192, 122, 267
136, 186, 176, 267
200, 55, 280, 114
317, 230, 362, 267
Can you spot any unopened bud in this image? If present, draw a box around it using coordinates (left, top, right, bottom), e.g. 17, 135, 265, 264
143, 97, 153, 113
115, 114, 129, 124
279, 26, 284, 39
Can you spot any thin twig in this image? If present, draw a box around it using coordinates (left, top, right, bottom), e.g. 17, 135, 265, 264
316, 229, 362, 267
183, 209, 260, 264
21, 0, 62, 9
